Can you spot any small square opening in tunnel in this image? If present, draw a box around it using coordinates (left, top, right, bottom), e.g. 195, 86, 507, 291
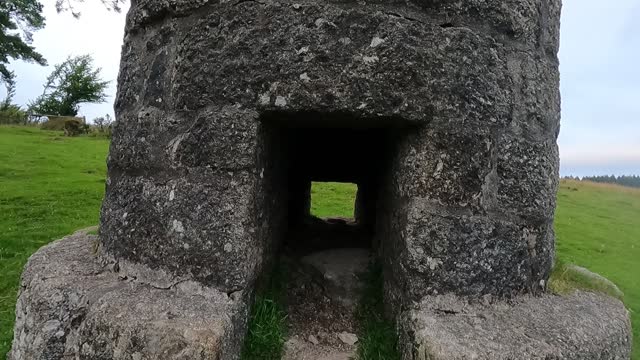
258, 111, 413, 256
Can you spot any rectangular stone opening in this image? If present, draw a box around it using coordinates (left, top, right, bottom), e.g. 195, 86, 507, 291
256, 111, 413, 343
258, 111, 412, 255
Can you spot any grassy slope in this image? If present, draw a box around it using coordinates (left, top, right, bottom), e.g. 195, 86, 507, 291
555, 179, 639, 358
0, 126, 109, 357
0, 127, 637, 358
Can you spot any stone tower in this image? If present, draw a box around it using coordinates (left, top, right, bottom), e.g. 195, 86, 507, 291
10, 0, 632, 359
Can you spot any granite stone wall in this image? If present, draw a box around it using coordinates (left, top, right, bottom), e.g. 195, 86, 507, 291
101, 0, 561, 309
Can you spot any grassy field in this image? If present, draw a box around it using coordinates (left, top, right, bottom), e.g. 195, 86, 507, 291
310, 181, 357, 218
555, 179, 640, 358
0, 126, 109, 356
0, 125, 638, 358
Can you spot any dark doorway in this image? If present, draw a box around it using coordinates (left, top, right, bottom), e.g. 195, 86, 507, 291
259, 111, 411, 255
256, 111, 413, 354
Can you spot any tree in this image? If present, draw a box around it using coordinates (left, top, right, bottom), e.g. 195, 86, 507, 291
1, 0, 124, 97
0, 0, 47, 88
581, 174, 640, 189
0, 68, 27, 124
93, 115, 106, 131
55, 0, 125, 17
29, 54, 109, 116
0, 103, 27, 124
93, 113, 113, 132
1, 69, 17, 109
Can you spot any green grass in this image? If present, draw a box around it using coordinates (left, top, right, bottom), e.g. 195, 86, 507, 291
310, 182, 357, 218
555, 179, 640, 358
356, 264, 401, 360
0, 126, 109, 357
241, 265, 288, 360
0, 127, 638, 358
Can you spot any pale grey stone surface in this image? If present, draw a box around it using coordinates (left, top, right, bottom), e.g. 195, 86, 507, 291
301, 248, 369, 309
337, 332, 359, 346
398, 291, 633, 360
283, 337, 355, 360
9, 230, 247, 360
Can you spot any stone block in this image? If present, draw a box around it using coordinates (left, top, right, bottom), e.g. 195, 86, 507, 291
10, 230, 247, 360
398, 292, 632, 360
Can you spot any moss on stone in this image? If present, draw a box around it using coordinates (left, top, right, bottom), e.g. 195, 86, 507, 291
549, 261, 624, 301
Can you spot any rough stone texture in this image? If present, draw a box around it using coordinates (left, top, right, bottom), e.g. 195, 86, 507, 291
283, 337, 355, 360
9, 230, 247, 360
337, 332, 359, 346
108, 0, 624, 356
285, 252, 360, 356
398, 291, 632, 360
300, 248, 369, 309
103, 0, 562, 306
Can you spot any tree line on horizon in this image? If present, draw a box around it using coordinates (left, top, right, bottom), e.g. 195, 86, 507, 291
564, 175, 640, 189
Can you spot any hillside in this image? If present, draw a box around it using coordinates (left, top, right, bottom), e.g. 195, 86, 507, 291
555, 179, 639, 357
0, 126, 109, 356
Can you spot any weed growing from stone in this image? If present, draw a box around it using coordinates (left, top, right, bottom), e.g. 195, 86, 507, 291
356, 263, 401, 360
241, 265, 288, 360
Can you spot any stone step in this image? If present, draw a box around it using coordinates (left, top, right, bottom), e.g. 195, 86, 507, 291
283, 336, 355, 360
300, 248, 370, 310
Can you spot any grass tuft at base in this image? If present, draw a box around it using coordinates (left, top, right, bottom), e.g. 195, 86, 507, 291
549, 260, 625, 301
241, 265, 288, 360
356, 263, 401, 360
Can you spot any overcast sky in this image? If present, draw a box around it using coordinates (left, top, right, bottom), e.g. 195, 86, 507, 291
2, 0, 639, 177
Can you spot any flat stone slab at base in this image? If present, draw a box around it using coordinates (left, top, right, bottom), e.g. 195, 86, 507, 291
10, 230, 247, 360
399, 292, 632, 360
283, 337, 355, 360
300, 248, 369, 309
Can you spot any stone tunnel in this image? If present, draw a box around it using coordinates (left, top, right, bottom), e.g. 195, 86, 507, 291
9, 0, 632, 359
